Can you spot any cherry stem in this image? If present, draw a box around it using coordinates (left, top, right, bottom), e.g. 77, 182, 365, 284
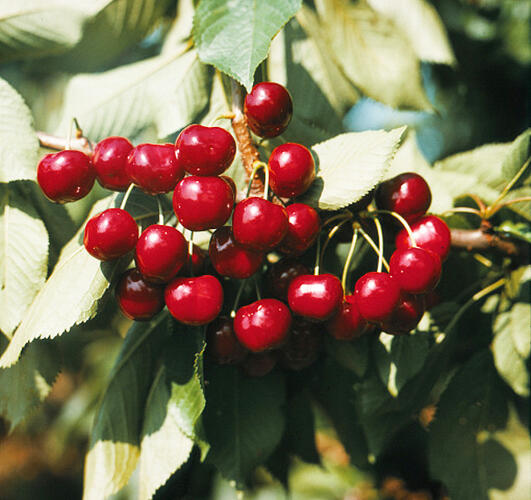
358, 227, 390, 272
231, 279, 247, 318
472, 277, 506, 302
314, 231, 322, 275
188, 232, 194, 277
120, 184, 135, 210
341, 226, 359, 292
210, 113, 236, 126
488, 196, 531, 218
368, 210, 417, 247
322, 211, 352, 230
373, 216, 384, 273
245, 161, 267, 198
254, 277, 262, 300
319, 219, 351, 273
156, 196, 164, 225
442, 207, 483, 218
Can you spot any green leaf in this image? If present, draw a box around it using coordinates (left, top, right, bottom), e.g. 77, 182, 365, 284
325, 336, 369, 378
0, 183, 48, 336
496, 221, 531, 244
193, 0, 302, 91
0, 77, 38, 182
300, 127, 406, 211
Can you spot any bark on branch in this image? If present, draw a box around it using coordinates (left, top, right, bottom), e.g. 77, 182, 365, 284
37, 131, 93, 156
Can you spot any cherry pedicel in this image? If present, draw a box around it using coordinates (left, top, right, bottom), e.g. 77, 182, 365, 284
267, 258, 310, 302
84, 208, 138, 261
380, 294, 426, 335
116, 268, 165, 320
268, 143, 315, 198
354, 272, 401, 323
165, 275, 223, 326
278, 203, 320, 255
279, 319, 322, 371
37, 150, 95, 203
92, 136, 133, 191
389, 247, 441, 294
327, 294, 368, 341
206, 316, 247, 364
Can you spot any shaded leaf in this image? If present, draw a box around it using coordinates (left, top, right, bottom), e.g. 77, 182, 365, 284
325, 335, 370, 378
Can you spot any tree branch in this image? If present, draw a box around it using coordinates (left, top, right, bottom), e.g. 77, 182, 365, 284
37, 131, 93, 156
450, 227, 526, 257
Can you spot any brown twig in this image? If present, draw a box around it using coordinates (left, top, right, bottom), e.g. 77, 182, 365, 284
450, 228, 524, 257
37, 131, 93, 155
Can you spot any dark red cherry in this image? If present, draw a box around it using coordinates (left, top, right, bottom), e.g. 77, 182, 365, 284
232, 197, 288, 251
116, 268, 164, 320
165, 275, 223, 326
37, 150, 95, 203
287, 274, 343, 321
395, 215, 452, 261
206, 316, 248, 364
220, 175, 237, 197
242, 351, 278, 377
375, 172, 431, 223
92, 136, 133, 191
126, 143, 185, 194
278, 203, 320, 255
209, 226, 263, 279
279, 319, 322, 371
84, 208, 138, 260
326, 295, 368, 340
244, 82, 293, 138
354, 272, 401, 323
267, 258, 310, 301
135, 225, 187, 283
268, 143, 315, 198
173, 176, 234, 231
234, 298, 292, 352
174, 124, 236, 176
389, 247, 441, 294
178, 244, 206, 276
380, 294, 426, 335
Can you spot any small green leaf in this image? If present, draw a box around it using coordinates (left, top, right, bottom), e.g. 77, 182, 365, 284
496, 221, 531, 244
325, 336, 369, 378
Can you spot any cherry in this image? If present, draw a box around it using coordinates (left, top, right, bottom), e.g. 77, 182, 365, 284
92, 136, 133, 191
116, 268, 164, 320
206, 316, 247, 364
37, 150, 95, 203
395, 215, 452, 261
267, 258, 310, 301
287, 274, 343, 321
375, 172, 431, 223
135, 224, 187, 283
209, 226, 264, 279
354, 272, 401, 323
279, 319, 322, 371
268, 143, 315, 198
244, 82, 293, 138
174, 124, 236, 176
326, 294, 368, 341
220, 175, 237, 197
178, 244, 206, 277
84, 208, 138, 260
278, 203, 320, 255
165, 275, 223, 326
234, 298, 292, 352
232, 197, 288, 251
389, 247, 441, 294
173, 176, 234, 231
380, 294, 426, 335
126, 143, 184, 194
242, 351, 278, 377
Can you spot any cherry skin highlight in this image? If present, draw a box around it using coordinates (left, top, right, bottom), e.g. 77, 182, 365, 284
380, 294, 426, 335
389, 247, 441, 294
327, 294, 368, 341
278, 203, 320, 255
116, 268, 165, 320
92, 136, 133, 191
354, 272, 401, 323
268, 143, 315, 198
206, 316, 247, 364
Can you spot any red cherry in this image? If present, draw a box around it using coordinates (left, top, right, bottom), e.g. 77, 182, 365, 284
234, 298, 292, 352
244, 82, 293, 138
220, 175, 237, 197
178, 244, 206, 277
279, 319, 322, 370
287, 274, 343, 321
116, 268, 164, 320
232, 197, 288, 251
267, 258, 310, 301
376, 172, 431, 223
174, 124, 236, 176
209, 226, 264, 279
173, 176, 234, 231
126, 143, 185, 194
135, 225, 187, 283
83, 208, 138, 260
380, 294, 426, 335
395, 215, 452, 261
165, 275, 223, 326
278, 203, 320, 255
268, 143, 315, 198
206, 316, 248, 364
326, 295, 368, 340
242, 351, 278, 377
92, 136, 133, 191
354, 272, 401, 323
37, 150, 95, 203
389, 247, 441, 294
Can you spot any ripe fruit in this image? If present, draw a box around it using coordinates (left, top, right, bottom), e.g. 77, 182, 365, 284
178, 244, 206, 277
173, 176, 234, 231
279, 319, 322, 370
234, 298, 292, 352
92, 136, 133, 191
135, 225, 187, 283
175, 124, 236, 176
165, 275, 223, 326
278, 203, 320, 255
354, 272, 401, 323
268, 143, 315, 198
126, 143, 184, 194
232, 197, 288, 251
380, 294, 426, 335
116, 268, 164, 320
37, 150, 95, 203
206, 316, 247, 364
389, 247, 441, 294
267, 258, 310, 301
288, 274, 343, 321
327, 295, 368, 340
84, 208, 138, 260
242, 351, 278, 377
395, 215, 452, 261
244, 82, 293, 138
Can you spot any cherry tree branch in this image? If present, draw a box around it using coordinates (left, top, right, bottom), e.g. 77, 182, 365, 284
450, 228, 526, 257
37, 131, 93, 155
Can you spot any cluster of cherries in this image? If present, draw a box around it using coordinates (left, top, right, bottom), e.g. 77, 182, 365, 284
36, 81, 451, 375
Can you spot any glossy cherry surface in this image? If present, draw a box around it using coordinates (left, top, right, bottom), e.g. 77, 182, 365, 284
37, 150, 95, 203
234, 298, 292, 352
278, 203, 320, 255
268, 143, 315, 198
381, 294, 426, 335
165, 275, 223, 326
84, 208, 138, 260
135, 224, 187, 283
174, 124, 236, 176
178, 244, 206, 277
173, 175, 234, 231
232, 197, 288, 251
389, 247, 441, 294
327, 294, 368, 340
126, 143, 184, 194
267, 258, 310, 301
92, 136, 133, 191
206, 316, 247, 364
288, 273, 343, 321
116, 268, 164, 320
279, 319, 322, 371
244, 82, 293, 138
354, 272, 401, 323
395, 215, 452, 261
209, 226, 263, 279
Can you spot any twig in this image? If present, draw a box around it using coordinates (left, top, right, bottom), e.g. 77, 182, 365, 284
37, 131, 93, 155
450, 228, 524, 256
